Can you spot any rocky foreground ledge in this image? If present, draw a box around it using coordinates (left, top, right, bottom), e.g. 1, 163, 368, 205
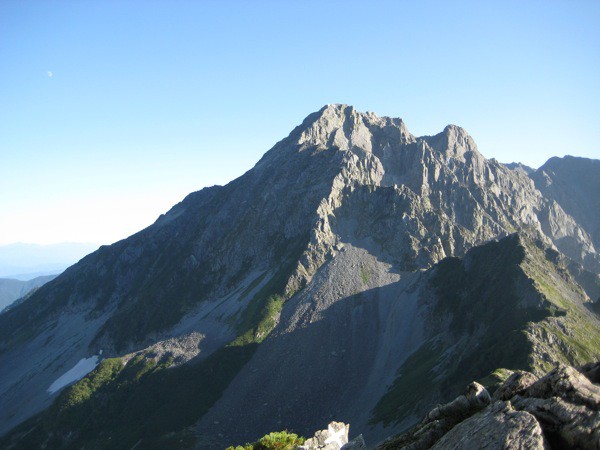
300, 362, 599, 449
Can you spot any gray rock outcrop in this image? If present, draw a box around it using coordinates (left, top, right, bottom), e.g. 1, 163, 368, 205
430, 401, 548, 450
374, 382, 492, 450
341, 434, 366, 450
492, 370, 539, 402
376, 362, 600, 449
297, 422, 366, 450
298, 421, 350, 449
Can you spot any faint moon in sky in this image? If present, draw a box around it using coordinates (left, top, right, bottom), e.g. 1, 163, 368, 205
47, 71, 53, 78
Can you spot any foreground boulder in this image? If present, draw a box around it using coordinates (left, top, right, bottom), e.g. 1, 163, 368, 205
374, 382, 492, 449
511, 365, 600, 449
374, 362, 599, 449
430, 401, 547, 449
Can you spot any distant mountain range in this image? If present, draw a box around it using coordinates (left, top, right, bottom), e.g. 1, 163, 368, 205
0, 242, 99, 280
0, 275, 57, 313
0, 105, 597, 449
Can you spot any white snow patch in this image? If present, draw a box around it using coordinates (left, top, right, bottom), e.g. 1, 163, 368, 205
47, 354, 101, 394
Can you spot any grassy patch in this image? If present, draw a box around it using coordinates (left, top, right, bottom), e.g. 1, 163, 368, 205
521, 238, 600, 367
226, 430, 305, 450
233, 254, 300, 346
54, 358, 124, 417
234, 294, 284, 346
360, 266, 370, 285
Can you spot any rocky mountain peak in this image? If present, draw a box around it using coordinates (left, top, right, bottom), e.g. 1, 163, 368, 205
294, 104, 414, 154
423, 124, 479, 162
252, 105, 597, 277
259, 105, 485, 182
505, 162, 535, 175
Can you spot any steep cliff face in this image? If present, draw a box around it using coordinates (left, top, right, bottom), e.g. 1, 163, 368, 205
531, 156, 600, 268
0, 105, 598, 448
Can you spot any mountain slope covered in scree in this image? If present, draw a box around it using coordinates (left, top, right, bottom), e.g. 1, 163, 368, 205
0, 105, 598, 449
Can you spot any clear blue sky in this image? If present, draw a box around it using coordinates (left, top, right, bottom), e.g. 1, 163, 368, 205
1, 1, 599, 246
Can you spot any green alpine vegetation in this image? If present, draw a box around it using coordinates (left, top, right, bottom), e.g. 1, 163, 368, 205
226, 431, 306, 450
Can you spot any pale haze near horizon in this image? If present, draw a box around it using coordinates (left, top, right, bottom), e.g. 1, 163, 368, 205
1, 1, 599, 247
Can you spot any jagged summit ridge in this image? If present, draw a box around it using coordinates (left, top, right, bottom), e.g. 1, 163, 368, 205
256, 104, 597, 275
269, 104, 477, 163
296, 104, 414, 151
423, 123, 479, 162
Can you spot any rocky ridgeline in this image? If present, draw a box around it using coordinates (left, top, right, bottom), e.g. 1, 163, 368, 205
304, 362, 599, 449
